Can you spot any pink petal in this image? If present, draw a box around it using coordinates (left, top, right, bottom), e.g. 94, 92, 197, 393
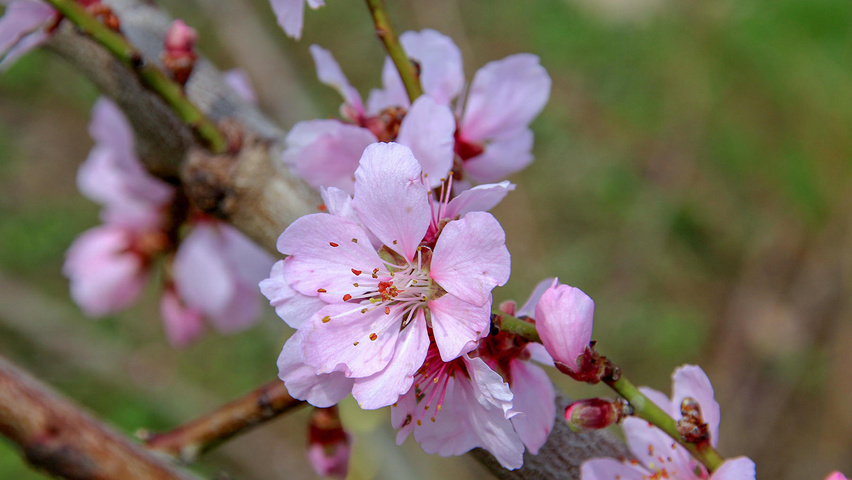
430, 211, 510, 306
307, 439, 350, 479
350, 310, 429, 409
269, 0, 324, 40
283, 119, 378, 194
460, 54, 550, 141
278, 334, 353, 407
217, 222, 274, 284
507, 360, 555, 454
0, 1, 53, 69
824, 472, 849, 480
428, 293, 491, 362
300, 303, 405, 377
534, 282, 594, 368
310, 44, 364, 115
463, 128, 534, 184
352, 143, 431, 260
710, 457, 756, 480
173, 223, 236, 319
525, 343, 554, 367
259, 260, 326, 329
63, 226, 148, 317
622, 414, 693, 475
277, 213, 384, 297
223, 68, 257, 105
443, 181, 515, 220
672, 365, 721, 448
581, 458, 645, 480
399, 29, 464, 105
160, 288, 206, 348
395, 96, 455, 189
207, 280, 262, 333
366, 60, 409, 114
516, 277, 556, 319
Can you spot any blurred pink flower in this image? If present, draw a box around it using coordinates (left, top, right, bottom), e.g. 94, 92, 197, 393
582, 365, 756, 480
369, 29, 551, 186
391, 341, 524, 470
160, 285, 206, 348
268, 0, 324, 40
266, 142, 510, 409
63, 225, 153, 317
825, 472, 849, 480
307, 406, 351, 480
283, 45, 455, 193
0, 0, 55, 70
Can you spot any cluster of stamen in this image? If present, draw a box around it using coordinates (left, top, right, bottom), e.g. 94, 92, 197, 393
400, 346, 466, 427
318, 241, 434, 342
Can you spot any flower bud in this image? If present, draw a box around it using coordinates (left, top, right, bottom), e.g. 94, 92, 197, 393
564, 398, 631, 432
307, 406, 351, 479
162, 20, 198, 86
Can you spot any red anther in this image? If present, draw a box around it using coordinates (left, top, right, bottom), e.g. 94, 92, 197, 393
317, 288, 327, 293
351, 269, 362, 276
342, 294, 352, 301
384, 306, 391, 315
329, 242, 339, 247
318, 204, 327, 211
369, 333, 378, 341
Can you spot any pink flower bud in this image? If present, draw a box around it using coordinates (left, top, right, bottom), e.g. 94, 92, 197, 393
534, 281, 595, 375
307, 406, 351, 479
162, 20, 198, 86
564, 398, 626, 431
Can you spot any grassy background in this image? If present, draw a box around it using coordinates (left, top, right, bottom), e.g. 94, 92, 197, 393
1, 0, 851, 478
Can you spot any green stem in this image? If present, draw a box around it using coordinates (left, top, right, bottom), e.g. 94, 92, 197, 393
44, 0, 228, 154
491, 312, 541, 343
605, 374, 726, 473
364, 0, 423, 103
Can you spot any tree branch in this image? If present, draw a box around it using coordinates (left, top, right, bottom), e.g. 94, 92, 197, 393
141, 379, 304, 462
0, 354, 204, 480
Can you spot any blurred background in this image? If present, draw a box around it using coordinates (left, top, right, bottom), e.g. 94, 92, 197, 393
1, 0, 850, 478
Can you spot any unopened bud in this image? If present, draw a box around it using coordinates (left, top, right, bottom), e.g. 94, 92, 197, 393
307, 406, 351, 480
564, 398, 631, 432
162, 20, 198, 86
677, 396, 710, 443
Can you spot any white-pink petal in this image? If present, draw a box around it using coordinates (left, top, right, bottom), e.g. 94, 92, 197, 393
0, 1, 53, 70
352, 143, 431, 260
398, 29, 465, 106
710, 457, 756, 480
160, 288, 206, 348
350, 310, 429, 409
463, 128, 534, 184
310, 44, 364, 116
581, 458, 645, 480
517, 277, 556, 319
534, 282, 594, 369
430, 211, 510, 306
223, 68, 257, 105
277, 334, 353, 408
282, 119, 377, 194
260, 260, 326, 329
507, 360, 555, 454
428, 293, 491, 362
443, 181, 516, 220
460, 54, 550, 141
395, 96, 455, 189
672, 365, 721, 447
269, 0, 324, 40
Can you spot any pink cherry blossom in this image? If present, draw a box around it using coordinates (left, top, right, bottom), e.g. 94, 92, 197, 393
534, 279, 595, 376
369, 29, 551, 186
172, 220, 274, 334
282, 45, 455, 192
267, 142, 510, 409
0, 0, 55, 70
391, 341, 524, 470
63, 225, 152, 317
581, 365, 756, 480
268, 0, 324, 40
825, 472, 849, 480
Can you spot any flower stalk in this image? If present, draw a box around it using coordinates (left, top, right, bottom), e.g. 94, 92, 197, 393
363, 0, 423, 103
42, 0, 228, 153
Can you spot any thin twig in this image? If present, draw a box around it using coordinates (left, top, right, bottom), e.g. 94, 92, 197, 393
141, 379, 305, 462
43, 0, 228, 153
364, 0, 423, 103
0, 354, 203, 480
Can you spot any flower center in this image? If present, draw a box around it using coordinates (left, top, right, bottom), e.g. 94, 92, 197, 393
405, 345, 467, 426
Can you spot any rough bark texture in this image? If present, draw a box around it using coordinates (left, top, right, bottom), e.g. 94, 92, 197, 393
0, 355, 203, 480
21, 1, 632, 478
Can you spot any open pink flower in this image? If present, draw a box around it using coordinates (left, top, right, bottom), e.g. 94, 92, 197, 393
0, 0, 55, 70
268, 0, 324, 40
369, 29, 551, 187
267, 142, 510, 409
581, 365, 756, 480
282, 45, 455, 193
391, 341, 524, 470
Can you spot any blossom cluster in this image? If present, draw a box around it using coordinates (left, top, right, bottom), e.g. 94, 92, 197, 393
64, 80, 273, 347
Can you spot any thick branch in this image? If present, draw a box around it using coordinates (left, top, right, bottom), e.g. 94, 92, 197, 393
0, 354, 203, 480
142, 379, 304, 462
